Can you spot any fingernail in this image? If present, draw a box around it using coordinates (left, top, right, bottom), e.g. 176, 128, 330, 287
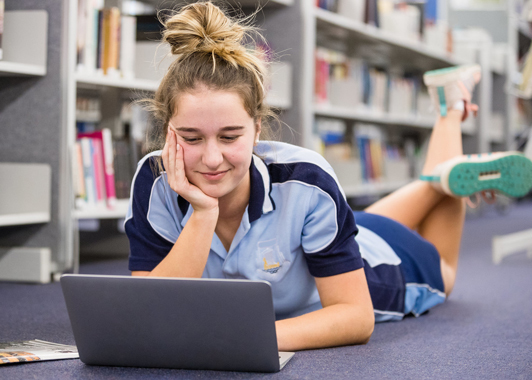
176, 143, 180, 151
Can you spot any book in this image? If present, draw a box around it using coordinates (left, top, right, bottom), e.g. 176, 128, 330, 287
113, 138, 134, 199
77, 129, 117, 208
104, 7, 121, 76
80, 137, 97, 206
0, 0, 4, 60
91, 137, 106, 205
120, 15, 137, 79
73, 141, 87, 207
0, 340, 78, 365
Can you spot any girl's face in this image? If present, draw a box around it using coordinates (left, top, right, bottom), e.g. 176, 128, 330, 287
169, 86, 261, 201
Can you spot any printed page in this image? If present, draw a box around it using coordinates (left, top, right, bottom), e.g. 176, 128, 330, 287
0, 340, 78, 364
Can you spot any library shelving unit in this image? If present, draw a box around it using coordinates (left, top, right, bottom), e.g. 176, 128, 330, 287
65, 0, 296, 269
0, 1, 68, 284
0, 163, 52, 283
300, 2, 476, 198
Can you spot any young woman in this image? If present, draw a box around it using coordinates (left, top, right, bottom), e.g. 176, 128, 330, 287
125, 2, 532, 352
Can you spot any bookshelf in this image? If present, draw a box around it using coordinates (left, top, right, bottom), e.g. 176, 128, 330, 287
314, 7, 464, 71
55, 0, 514, 272
0, 1, 65, 284
64, 0, 296, 268
139, 0, 293, 7
76, 73, 159, 91
74, 199, 130, 219
314, 104, 476, 134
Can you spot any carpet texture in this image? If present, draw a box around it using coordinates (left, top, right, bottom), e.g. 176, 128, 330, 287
1, 201, 532, 379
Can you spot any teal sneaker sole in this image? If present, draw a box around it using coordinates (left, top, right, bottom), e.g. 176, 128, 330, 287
447, 154, 532, 198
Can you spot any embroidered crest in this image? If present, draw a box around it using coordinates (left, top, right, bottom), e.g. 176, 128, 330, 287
257, 239, 285, 275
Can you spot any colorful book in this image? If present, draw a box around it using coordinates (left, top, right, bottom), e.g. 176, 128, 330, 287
79, 137, 97, 206
73, 141, 86, 204
77, 129, 117, 208
91, 138, 106, 205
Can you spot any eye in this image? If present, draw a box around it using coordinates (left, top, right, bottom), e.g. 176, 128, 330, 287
182, 137, 201, 144
221, 135, 240, 142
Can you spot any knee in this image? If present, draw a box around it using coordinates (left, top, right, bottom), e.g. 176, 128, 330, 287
440, 259, 457, 297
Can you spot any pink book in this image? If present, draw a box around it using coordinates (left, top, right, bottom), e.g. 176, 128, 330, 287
92, 138, 106, 204
77, 128, 117, 208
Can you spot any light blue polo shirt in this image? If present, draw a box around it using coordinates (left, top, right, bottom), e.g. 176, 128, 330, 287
125, 141, 446, 321
126, 141, 364, 320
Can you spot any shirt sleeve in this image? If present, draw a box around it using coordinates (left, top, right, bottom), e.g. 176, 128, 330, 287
125, 156, 179, 272
301, 179, 364, 278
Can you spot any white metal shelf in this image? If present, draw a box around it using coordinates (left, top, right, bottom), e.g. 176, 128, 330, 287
1, 10, 48, 77
76, 72, 291, 109
74, 199, 130, 220
76, 73, 159, 92
0, 61, 46, 77
314, 104, 477, 136
314, 8, 464, 72
0, 212, 50, 227
314, 104, 434, 129
342, 180, 412, 198
141, 0, 293, 8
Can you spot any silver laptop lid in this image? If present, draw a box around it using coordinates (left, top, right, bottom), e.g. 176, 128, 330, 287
61, 274, 282, 372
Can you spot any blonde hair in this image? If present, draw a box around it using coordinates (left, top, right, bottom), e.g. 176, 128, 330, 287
144, 1, 278, 154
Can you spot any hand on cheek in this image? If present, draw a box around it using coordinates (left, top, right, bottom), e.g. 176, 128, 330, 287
162, 129, 219, 214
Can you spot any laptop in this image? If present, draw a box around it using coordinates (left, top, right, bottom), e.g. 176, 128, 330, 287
60, 274, 294, 372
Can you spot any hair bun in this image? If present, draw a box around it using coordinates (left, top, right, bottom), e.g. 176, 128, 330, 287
163, 2, 245, 60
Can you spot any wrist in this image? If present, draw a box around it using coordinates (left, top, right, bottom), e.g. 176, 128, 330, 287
192, 206, 219, 220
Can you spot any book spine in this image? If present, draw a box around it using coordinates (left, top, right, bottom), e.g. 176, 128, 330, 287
96, 9, 103, 70
0, 1, 3, 60
101, 8, 111, 74
101, 128, 117, 207
92, 138, 106, 205
107, 7, 121, 76
80, 137, 96, 206
120, 15, 137, 79
76, 0, 87, 69
73, 142, 87, 209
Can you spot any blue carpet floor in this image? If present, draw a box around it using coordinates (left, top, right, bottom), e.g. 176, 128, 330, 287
1, 201, 532, 379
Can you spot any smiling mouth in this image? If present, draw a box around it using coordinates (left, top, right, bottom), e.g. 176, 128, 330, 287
200, 170, 229, 175
199, 170, 230, 180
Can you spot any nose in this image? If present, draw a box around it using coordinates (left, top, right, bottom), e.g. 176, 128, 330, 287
202, 140, 224, 169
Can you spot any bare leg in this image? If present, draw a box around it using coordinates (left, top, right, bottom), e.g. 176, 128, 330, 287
364, 110, 465, 296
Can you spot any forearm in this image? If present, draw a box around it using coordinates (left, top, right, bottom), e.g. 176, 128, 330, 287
147, 209, 218, 278
275, 303, 374, 352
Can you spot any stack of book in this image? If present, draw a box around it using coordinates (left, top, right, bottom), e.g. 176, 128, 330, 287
76, 0, 137, 78
388, 74, 420, 117
76, 96, 101, 133
316, 0, 339, 12
315, 118, 410, 185
73, 128, 117, 210
315, 47, 422, 117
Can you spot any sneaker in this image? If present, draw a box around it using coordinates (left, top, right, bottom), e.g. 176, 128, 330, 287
423, 64, 481, 121
420, 152, 532, 198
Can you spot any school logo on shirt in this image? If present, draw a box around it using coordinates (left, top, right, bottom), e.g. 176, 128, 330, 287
256, 239, 289, 278
263, 257, 281, 274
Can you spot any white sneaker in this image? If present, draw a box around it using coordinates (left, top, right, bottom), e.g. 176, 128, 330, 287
423, 64, 481, 120
420, 152, 532, 198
